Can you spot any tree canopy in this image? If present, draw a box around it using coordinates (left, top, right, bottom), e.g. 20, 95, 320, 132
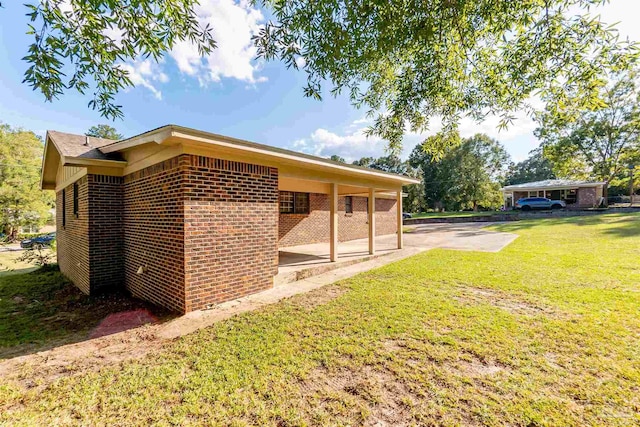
328, 154, 346, 163
16, 1, 638, 153
256, 0, 637, 153
351, 154, 424, 212
409, 133, 509, 211
536, 66, 640, 183
0, 125, 54, 239
505, 148, 556, 185
22, 0, 215, 120
86, 124, 123, 140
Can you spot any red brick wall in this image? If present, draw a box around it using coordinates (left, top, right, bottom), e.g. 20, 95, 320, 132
56, 176, 90, 294
278, 193, 397, 247
183, 156, 279, 311
121, 154, 280, 313
577, 187, 597, 207
123, 156, 188, 313
88, 175, 124, 292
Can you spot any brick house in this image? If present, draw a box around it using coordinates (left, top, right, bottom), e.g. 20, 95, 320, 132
501, 179, 607, 209
41, 125, 418, 313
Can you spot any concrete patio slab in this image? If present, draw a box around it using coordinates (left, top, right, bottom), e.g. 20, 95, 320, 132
276, 222, 518, 285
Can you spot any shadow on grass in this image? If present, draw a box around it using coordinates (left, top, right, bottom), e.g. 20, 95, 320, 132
0, 266, 174, 360
489, 212, 640, 238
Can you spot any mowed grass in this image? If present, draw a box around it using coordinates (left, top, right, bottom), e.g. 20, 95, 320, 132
0, 251, 39, 277
0, 265, 169, 357
2, 214, 640, 426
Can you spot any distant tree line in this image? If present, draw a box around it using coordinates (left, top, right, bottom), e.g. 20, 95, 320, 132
0, 123, 123, 241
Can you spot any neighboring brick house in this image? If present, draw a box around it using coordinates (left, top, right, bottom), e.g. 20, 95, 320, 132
41, 125, 418, 313
501, 179, 607, 209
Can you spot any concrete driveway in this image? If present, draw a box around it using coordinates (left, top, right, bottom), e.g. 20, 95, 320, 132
402, 222, 518, 252
278, 222, 519, 283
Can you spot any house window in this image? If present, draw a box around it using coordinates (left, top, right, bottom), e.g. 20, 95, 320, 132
561, 189, 577, 204
294, 192, 309, 214
62, 189, 66, 228
345, 196, 353, 214
73, 182, 79, 217
279, 191, 310, 214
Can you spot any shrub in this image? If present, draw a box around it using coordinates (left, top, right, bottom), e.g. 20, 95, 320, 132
17, 244, 55, 268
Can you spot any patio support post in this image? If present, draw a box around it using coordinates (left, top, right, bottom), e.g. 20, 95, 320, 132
397, 189, 403, 249
330, 182, 338, 262
368, 188, 376, 255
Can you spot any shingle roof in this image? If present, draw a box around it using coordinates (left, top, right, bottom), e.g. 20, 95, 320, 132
47, 130, 121, 160
502, 179, 605, 190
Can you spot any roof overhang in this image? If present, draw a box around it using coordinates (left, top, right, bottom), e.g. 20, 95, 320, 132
41, 132, 127, 190
101, 125, 420, 188
501, 182, 606, 193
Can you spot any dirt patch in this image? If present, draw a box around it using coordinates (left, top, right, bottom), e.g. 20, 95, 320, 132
0, 324, 167, 391
455, 358, 505, 377
381, 339, 404, 352
298, 365, 419, 427
454, 286, 564, 317
0, 283, 352, 391
288, 285, 347, 310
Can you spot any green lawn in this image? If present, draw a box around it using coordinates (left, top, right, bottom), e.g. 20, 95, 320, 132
0, 251, 39, 277
2, 214, 639, 426
0, 264, 168, 358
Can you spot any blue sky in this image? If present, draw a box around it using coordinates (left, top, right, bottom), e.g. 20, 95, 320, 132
1, 0, 638, 163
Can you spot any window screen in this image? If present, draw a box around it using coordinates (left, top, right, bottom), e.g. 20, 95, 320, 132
280, 192, 310, 214
73, 182, 79, 217
345, 196, 353, 214
62, 189, 66, 227
279, 191, 294, 213
294, 192, 309, 214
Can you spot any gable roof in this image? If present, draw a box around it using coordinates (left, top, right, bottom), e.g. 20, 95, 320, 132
41, 131, 127, 189
47, 130, 119, 160
41, 125, 420, 190
103, 124, 420, 185
502, 179, 606, 191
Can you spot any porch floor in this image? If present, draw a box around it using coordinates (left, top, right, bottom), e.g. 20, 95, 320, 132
276, 234, 398, 285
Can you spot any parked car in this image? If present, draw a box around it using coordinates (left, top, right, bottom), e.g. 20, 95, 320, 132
20, 232, 56, 249
402, 212, 412, 219
515, 197, 566, 211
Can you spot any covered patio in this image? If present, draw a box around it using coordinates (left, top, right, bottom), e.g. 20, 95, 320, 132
277, 166, 417, 262
276, 234, 400, 284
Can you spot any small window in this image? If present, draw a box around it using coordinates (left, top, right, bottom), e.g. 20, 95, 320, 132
279, 191, 294, 213
73, 182, 79, 217
345, 196, 353, 214
279, 191, 310, 214
294, 192, 309, 214
62, 189, 66, 228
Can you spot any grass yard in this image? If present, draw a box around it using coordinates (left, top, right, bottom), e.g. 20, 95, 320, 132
1, 214, 639, 426
0, 264, 169, 359
0, 251, 39, 277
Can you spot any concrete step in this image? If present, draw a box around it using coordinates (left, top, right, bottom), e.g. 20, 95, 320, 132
274, 251, 394, 286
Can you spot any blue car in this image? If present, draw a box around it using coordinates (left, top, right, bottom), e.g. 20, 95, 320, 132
515, 197, 566, 211
20, 232, 56, 249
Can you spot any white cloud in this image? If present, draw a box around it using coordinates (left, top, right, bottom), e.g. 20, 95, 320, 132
114, 0, 265, 98
169, 0, 266, 85
290, 110, 541, 163
288, 127, 389, 163
119, 60, 169, 100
